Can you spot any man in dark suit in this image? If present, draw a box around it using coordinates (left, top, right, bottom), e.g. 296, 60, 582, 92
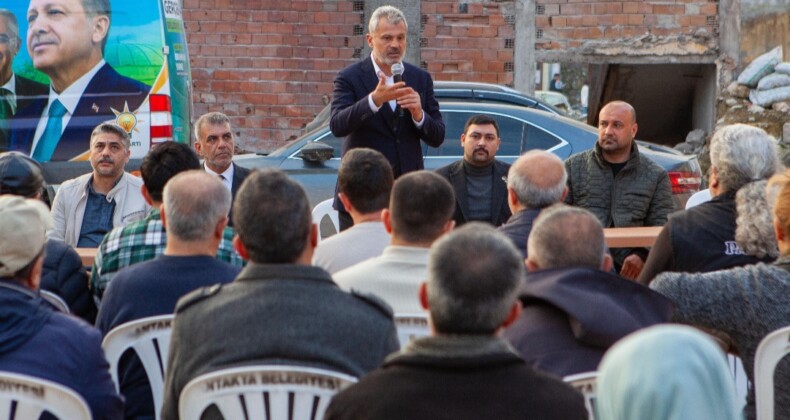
0, 9, 47, 151
9, 0, 150, 162
436, 114, 510, 227
193, 111, 251, 226
330, 5, 445, 230
161, 169, 400, 420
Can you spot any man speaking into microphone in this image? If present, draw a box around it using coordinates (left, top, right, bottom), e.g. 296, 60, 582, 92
330, 5, 445, 230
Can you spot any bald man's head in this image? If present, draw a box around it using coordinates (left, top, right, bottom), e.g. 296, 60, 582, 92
527, 205, 609, 271
507, 151, 567, 210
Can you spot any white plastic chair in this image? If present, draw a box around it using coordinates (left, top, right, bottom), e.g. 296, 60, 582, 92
755, 325, 790, 420
564, 371, 597, 420
0, 371, 91, 420
394, 313, 430, 349
727, 355, 749, 412
39, 290, 70, 314
178, 365, 357, 420
312, 198, 340, 242
101, 314, 174, 420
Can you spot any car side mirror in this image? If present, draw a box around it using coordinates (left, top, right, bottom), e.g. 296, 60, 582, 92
299, 141, 334, 163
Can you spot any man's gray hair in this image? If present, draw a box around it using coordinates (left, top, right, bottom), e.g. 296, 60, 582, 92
507, 151, 567, 209
82, 0, 112, 16
194, 112, 231, 143
232, 168, 312, 263
0, 9, 19, 48
709, 124, 782, 259
528, 205, 605, 269
710, 124, 781, 194
163, 170, 230, 242
427, 223, 523, 335
90, 122, 130, 148
368, 5, 407, 33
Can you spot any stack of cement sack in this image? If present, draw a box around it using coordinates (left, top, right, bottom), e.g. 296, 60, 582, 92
737, 46, 790, 109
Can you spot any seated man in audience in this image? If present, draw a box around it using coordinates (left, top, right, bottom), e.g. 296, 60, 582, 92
325, 223, 587, 420
96, 170, 241, 420
435, 114, 511, 227
49, 123, 149, 247
503, 205, 673, 377
91, 142, 243, 299
498, 150, 567, 258
161, 169, 400, 420
313, 148, 393, 273
0, 196, 122, 419
334, 170, 455, 313
564, 100, 674, 279
0, 152, 95, 322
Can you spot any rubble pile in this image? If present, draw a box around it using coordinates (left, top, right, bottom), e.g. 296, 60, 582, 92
675, 46, 790, 172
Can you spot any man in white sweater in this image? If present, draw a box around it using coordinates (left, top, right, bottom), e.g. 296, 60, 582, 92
334, 170, 455, 313
313, 148, 393, 273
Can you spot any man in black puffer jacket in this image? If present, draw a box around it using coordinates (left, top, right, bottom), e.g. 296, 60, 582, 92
0, 152, 96, 322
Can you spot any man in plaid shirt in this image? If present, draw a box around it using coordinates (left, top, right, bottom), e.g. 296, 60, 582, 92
91, 142, 243, 300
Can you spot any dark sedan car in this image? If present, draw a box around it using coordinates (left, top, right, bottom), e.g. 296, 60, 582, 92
304, 81, 566, 132
235, 101, 702, 209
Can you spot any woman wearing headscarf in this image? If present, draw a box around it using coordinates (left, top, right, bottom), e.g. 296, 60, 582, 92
596, 325, 740, 420
650, 169, 790, 420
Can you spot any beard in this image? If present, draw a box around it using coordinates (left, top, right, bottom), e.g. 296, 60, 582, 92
374, 48, 404, 67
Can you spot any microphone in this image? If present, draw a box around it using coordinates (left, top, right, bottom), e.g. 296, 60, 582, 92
392, 62, 404, 83
391, 62, 404, 117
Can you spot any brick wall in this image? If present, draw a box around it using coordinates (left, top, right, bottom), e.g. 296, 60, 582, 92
184, 0, 520, 152
184, 0, 719, 152
536, 1, 720, 52
421, 1, 515, 85
183, 0, 366, 151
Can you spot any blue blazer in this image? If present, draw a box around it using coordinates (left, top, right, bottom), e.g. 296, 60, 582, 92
10, 63, 150, 161
330, 58, 445, 177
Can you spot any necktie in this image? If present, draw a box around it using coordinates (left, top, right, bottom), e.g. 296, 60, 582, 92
32, 99, 67, 162
0, 88, 12, 149
0, 88, 12, 119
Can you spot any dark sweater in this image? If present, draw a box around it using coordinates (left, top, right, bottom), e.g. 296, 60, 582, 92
326, 335, 587, 420
96, 255, 240, 420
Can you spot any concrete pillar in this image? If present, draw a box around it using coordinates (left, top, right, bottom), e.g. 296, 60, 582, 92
718, 0, 741, 87
514, 0, 536, 94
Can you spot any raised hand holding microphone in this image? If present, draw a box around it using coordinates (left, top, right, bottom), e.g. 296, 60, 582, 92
392, 62, 405, 117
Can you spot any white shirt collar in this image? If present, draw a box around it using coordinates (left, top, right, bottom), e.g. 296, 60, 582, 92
204, 163, 234, 191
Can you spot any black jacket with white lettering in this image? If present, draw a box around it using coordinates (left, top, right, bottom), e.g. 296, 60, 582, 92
638, 192, 774, 284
